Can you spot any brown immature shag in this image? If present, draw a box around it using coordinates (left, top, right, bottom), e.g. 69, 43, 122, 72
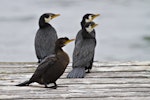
16, 37, 74, 89
67, 14, 99, 78
35, 13, 60, 63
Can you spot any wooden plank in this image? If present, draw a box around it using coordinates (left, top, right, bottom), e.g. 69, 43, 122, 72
0, 87, 150, 99
0, 62, 150, 100
1, 71, 150, 80
1, 64, 150, 74
1, 75, 150, 85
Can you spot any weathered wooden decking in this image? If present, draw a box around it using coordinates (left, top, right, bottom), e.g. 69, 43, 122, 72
0, 61, 150, 100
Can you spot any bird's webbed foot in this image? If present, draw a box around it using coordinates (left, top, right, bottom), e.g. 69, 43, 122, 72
44, 84, 48, 88
44, 82, 57, 89
51, 82, 57, 89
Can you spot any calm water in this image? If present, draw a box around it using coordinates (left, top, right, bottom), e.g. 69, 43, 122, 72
0, 0, 150, 62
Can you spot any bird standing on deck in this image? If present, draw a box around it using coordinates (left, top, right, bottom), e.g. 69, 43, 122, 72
16, 37, 74, 89
35, 13, 60, 63
67, 19, 99, 78
67, 14, 99, 78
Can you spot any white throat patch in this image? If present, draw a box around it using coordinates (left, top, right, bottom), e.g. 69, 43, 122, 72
85, 26, 93, 33
85, 15, 92, 23
85, 18, 91, 23
44, 16, 51, 23
88, 15, 92, 21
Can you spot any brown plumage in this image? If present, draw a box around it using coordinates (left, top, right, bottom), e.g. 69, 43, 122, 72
16, 37, 74, 89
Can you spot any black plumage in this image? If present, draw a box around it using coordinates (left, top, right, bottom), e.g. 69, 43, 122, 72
67, 14, 99, 78
67, 20, 98, 78
16, 37, 74, 89
35, 13, 60, 63
80, 14, 100, 28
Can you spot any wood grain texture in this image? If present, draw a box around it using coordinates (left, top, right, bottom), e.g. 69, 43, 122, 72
0, 61, 150, 100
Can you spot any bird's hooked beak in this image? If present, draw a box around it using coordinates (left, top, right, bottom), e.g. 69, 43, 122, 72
91, 14, 100, 20
91, 23, 98, 29
64, 39, 75, 45
51, 14, 60, 19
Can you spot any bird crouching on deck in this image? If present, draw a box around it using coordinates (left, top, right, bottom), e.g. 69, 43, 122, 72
67, 22, 98, 78
35, 13, 60, 63
16, 37, 74, 89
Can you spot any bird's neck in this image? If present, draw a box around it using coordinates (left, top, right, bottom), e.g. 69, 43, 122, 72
55, 47, 69, 67
39, 23, 50, 28
55, 46, 63, 54
39, 18, 51, 28
80, 21, 85, 29
82, 28, 94, 39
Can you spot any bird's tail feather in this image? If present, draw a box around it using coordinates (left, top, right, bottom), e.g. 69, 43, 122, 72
67, 68, 85, 78
16, 80, 32, 86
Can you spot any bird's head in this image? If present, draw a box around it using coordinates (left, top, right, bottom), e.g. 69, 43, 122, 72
56, 37, 75, 48
39, 13, 60, 24
84, 22, 98, 33
42, 13, 60, 23
39, 13, 60, 28
83, 13, 100, 23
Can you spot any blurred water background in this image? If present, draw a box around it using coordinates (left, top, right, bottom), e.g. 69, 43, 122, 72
0, 0, 150, 62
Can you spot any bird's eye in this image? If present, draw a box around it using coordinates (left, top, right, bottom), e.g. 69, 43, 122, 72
45, 14, 49, 18
59, 41, 64, 44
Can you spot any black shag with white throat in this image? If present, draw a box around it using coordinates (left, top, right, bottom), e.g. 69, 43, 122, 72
35, 13, 60, 63
67, 21, 98, 78
67, 14, 99, 78
16, 37, 74, 89
80, 14, 100, 28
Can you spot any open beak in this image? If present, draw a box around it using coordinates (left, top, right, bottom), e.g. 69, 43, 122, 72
64, 39, 75, 45
92, 14, 100, 20
91, 23, 98, 29
51, 14, 60, 19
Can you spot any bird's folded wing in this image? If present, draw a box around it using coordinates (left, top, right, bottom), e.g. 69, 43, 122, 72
35, 28, 57, 59
73, 40, 96, 67
31, 55, 57, 80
